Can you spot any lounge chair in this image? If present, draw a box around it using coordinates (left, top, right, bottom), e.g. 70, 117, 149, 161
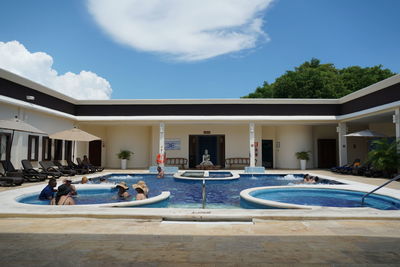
21, 160, 49, 181
76, 158, 104, 173
39, 161, 65, 178
1, 160, 41, 182
52, 161, 76, 176
66, 159, 89, 174
330, 159, 361, 174
0, 173, 24, 186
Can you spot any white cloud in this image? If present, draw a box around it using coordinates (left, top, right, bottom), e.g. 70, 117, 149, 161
87, 0, 272, 61
0, 41, 112, 100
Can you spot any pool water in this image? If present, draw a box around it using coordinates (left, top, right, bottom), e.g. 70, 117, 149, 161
249, 188, 400, 210
88, 173, 340, 208
18, 174, 342, 208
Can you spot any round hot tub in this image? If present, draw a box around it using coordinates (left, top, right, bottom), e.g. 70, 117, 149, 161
240, 186, 400, 210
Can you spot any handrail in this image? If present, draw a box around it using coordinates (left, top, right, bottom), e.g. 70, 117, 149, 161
202, 179, 206, 209
361, 174, 400, 205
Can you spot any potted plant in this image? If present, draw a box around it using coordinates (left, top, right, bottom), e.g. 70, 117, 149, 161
117, 150, 133, 170
295, 151, 310, 170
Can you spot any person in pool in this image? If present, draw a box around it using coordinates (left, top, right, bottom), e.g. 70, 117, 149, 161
116, 181, 130, 199
38, 178, 57, 204
132, 183, 147, 200
55, 184, 75, 205
157, 166, 164, 179
137, 180, 149, 197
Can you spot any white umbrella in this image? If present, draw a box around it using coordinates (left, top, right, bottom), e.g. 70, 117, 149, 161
49, 127, 100, 142
345, 129, 387, 138
49, 127, 101, 161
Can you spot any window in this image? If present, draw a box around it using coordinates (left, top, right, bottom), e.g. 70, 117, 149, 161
0, 133, 11, 161
64, 140, 72, 161
42, 137, 52, 161
28, 135, 39, 161
54, 139, 63, 160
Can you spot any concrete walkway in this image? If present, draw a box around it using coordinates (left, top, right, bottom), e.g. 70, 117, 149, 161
0, 218, 400, 266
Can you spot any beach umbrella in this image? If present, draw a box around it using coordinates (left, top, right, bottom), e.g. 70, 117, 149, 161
345, 129, 387, 138
49, 127, 101, 160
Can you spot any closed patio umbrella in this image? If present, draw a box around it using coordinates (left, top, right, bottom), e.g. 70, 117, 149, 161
49, 127, 101, 160
345, 129, 387, 138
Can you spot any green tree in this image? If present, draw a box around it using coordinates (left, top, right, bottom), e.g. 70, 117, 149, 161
243, 58, 395, 98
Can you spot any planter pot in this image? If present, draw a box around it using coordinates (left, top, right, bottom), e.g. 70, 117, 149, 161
121, 159, 127, 170
300, 160, 307, 170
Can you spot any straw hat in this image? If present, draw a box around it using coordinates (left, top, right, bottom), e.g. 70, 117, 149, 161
132, 183, 146, 192
137, 180, 149, 194
116, 181, 129, 190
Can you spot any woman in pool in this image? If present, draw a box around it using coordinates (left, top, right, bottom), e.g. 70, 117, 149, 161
116, 182, 130, 199
137, 180, 149, 197
55, 184, 75, 205
132, 183, 147, 200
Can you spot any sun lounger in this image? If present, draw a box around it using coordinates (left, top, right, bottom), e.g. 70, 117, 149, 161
21, 160, 50, 181
1, 160, 42, 182
52, 161, 76, 176
66, 159, 89, 174
77, 157, 103, 172
39, 161, 66, 177
0, 173, 24, 186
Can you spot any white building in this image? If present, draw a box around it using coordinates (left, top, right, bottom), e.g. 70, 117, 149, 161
1, 68, 399, 170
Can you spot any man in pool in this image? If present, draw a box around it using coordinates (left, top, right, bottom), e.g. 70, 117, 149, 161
38, 178, 57, 204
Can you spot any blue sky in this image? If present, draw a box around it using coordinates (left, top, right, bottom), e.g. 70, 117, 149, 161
0, 0, 399, 100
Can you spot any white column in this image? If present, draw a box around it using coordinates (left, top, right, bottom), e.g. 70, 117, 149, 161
159, 122, 165, 167
249, 122, 255, 167
394, 108, 400, 142
337, 122, 348, 166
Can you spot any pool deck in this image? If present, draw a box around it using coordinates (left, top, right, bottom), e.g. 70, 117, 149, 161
1, 169, 400, 265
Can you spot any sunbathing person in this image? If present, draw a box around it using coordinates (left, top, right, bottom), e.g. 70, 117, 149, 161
132, 183, 147, 200
116, 181, 130, 199
38, 178, 57, 204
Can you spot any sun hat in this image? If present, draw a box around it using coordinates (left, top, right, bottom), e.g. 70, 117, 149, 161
137, 180, 149, 194
132, 183, 146, 192
116, 181, 129, 190
63, 178, 72, 183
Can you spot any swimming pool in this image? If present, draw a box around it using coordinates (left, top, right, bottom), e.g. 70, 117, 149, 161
18, 173, 342, 208
241, 187, 400, 210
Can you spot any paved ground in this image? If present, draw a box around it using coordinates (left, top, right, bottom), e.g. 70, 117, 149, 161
0, 170, 399, 265
0, 218, 400, 266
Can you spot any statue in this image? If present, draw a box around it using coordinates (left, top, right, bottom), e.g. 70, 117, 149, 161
200, 149, 213, 166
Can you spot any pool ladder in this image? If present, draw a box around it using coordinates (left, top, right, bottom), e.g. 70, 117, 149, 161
361, 174, 400, 205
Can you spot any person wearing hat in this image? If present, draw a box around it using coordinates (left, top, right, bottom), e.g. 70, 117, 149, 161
63, 178, 77, 195
137, 180, 149, 197
116, 181, 130, 199
132, 183, 147, 200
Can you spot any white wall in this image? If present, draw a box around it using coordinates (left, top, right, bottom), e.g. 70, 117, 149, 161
275, 125, 313, 169
105, 125, 151, 169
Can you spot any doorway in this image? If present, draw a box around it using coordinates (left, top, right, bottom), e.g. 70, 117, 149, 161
318, 139, 337, 168
262, 140, 273, 168
189, 135, 225, 168
89, 140, 102, 166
